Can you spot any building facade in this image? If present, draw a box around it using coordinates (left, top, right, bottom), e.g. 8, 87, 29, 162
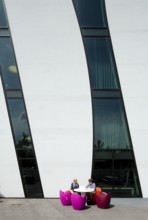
0, 0, 148, 198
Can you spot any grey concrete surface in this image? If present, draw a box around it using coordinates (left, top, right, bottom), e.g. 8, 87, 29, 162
0, 198, 148, 220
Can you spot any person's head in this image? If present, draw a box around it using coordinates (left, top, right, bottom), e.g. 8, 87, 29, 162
88, 178, 93, 184
73, 179, 77, 184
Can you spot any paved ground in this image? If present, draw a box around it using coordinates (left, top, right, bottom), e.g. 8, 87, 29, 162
0, 198, 148, 220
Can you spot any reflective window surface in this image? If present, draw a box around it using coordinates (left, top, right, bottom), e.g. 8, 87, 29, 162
7, 99, 32, 146
73, 0, 107, 27
7, 98, 43, 197
73, 0, 142, 198
17, 148, 34, 159
0, 0, 8, 27
93, 150, 141, 197
0, 37, 21, 89
84, 37, 118, 89
93, 99, 130, 149
19, 159, 43, 198
0, 1, 43, 198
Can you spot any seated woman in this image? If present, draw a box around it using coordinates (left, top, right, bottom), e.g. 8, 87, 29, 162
86, 178, 96, 204
70, 179, 79, 192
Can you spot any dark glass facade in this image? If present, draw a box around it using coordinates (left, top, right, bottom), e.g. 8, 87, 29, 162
73, 0, 142, 197
73, 0, 107, 27
0, 38, 21, 89
93, 99, 130, 150
83, 37, 118, 89
0, 0, 7, 27
0, 0, 43, 198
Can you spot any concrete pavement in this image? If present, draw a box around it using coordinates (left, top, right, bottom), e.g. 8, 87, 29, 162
0, 198, 148, 220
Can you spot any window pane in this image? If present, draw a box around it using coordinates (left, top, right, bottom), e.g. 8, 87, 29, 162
113, 157, 141, 197
19, 159, 43, 198
93, 99, 130, 149
0, 38, 21, 89
84, 37, 118, 89
0, 0, 8, 27
73, 0, 107, 27
17, 148, 35, 159
7, 99, 33, 148
93, 159, 113, 188
92, 150, 141, 197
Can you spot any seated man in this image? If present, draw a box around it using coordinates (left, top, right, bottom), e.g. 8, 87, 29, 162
86, 178, 96, 204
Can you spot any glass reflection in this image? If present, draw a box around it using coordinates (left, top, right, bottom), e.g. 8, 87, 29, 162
93, 99, 130, 149
0, 0, 8, 27
93, 159, 113, 187
0, 37, 21, 89
84, 37, 118, 89
93, 150, 141, 197
8, 99, 43, 197
7, 99, 32, 148
73, 0, 107, 27
19, 159, 43, 198
17, 148, 34, 159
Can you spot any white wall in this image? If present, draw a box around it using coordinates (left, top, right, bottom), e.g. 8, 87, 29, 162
0, 80, 24, 197
4, 0, 93, 197
105, 0, 148, 197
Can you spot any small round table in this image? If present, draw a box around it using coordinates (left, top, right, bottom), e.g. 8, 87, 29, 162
74, 186, 95, 193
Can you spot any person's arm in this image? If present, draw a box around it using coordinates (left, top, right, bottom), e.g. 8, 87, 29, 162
92, 183, 96, 191
71, 183, 74, 190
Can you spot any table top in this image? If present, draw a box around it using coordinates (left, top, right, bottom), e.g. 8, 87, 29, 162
74, 186, 95, 193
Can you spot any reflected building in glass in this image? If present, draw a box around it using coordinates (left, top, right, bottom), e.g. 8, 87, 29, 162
0, 0, 148, 198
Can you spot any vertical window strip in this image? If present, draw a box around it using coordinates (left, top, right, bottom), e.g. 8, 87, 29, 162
0, 0, 44, 198
72, 0, 142, 197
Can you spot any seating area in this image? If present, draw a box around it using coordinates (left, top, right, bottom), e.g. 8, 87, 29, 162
60, 190, 72, 206
71, 193, 86, 210
96, 192, 111, 209
60, 188, 111, 211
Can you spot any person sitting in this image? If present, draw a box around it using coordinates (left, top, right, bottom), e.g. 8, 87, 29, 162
70, 179, 79, 192
86, 178, 96, 204
86, 178, 96, 191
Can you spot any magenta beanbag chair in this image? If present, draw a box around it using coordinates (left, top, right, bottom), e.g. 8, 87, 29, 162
71, 193, 86, 210
60, 190, 72, 206
96, 192, 111, 209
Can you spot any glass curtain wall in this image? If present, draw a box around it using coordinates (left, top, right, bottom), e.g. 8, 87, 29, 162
0, 0, 7, 27
83, 37, 118, 89
0, 0, 43, 198
73, 0, 142, 197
